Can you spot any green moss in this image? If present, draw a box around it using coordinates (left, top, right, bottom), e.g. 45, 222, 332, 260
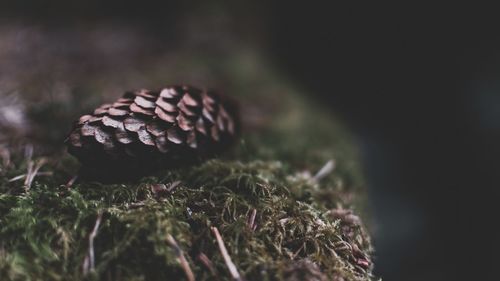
0, 159, 374, 281
0, 51, 377, 280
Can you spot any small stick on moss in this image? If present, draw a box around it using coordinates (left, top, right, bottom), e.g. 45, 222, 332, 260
166, 234, 195, 281
311, 159, 335, 183
211, 226, 243, 281
198, 253, 217, 276
24, 161, 33, 185
9, 174, 26, 182
66, 175, 78, 188
24, 158, 46, 191
83, 211, 103, 276
247, 209, 257, 231
9, 171, 52, 182
167, 180, 181, 192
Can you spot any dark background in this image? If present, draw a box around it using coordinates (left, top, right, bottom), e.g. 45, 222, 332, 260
1, 2, 498, 280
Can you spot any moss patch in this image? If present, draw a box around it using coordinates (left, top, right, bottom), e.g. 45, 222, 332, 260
0, 47, 376, 280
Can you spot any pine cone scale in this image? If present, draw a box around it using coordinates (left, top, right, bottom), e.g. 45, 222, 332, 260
123, 117, 145, 132
66, 85, 239, 177
108, 108, 128, 116
134, 96, 156, 109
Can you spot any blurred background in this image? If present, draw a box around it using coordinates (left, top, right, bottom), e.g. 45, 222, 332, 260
0, 2, 498, 280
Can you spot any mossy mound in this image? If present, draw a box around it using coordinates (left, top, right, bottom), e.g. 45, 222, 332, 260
0, 48, 376, 280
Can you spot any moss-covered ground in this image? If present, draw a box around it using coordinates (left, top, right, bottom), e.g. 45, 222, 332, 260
0, 34, 377, 280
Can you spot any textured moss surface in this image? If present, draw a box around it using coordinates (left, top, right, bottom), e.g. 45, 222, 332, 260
0, 32, 377, 280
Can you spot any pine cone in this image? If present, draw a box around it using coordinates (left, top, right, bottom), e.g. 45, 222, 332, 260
66, 85, 239, 180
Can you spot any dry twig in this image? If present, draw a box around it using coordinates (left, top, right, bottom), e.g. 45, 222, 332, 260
9, 171, 52, 182
198, 253, 217, 276
166, 234, 195, 281
247, 209, 257, 231
83, 212, 103, 276
24, 158, 47, 191
211, 226, 243, 281
311, 159, 335, 183
167, 180, 182, 192
66, 175, 78, 188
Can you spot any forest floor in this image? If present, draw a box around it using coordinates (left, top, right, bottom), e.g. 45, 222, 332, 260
0, 25, 377, 281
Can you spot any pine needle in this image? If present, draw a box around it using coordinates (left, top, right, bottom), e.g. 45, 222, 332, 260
166, 234, 195, 281
83, 211, 103, 276
211, 226, 244, 281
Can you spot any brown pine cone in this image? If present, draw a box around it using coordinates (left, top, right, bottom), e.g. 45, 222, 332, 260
66, 85, 239, 180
